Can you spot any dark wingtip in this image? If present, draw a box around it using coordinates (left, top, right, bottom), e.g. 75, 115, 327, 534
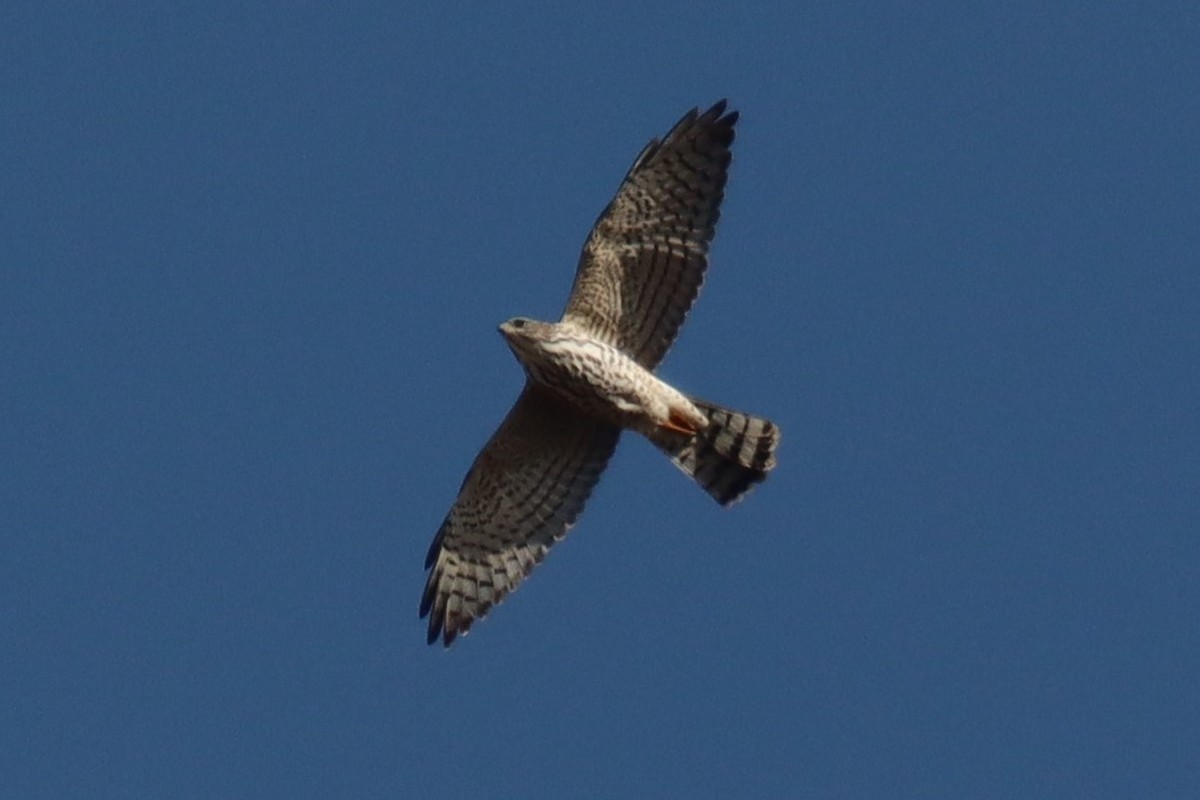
676, 99, 737, 133
697, 100, 738, 153
422, 601, 464, 647
424, 519, 448, 568
423, 610, 462, 647
627, 100, 738, 179
703, 99, 737, 127
420, 573, 445, 646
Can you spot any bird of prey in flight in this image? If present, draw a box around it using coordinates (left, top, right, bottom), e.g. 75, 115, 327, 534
421, 100, 779, 646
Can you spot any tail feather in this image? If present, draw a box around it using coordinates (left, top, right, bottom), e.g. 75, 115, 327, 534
650, 399, 780, 506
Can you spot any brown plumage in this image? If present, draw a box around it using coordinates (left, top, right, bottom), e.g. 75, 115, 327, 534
421, 101, 779, 647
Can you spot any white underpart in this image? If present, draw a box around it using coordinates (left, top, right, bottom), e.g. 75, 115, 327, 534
516, 328, 706, 433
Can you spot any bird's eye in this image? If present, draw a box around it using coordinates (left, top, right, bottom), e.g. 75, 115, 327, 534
511, 319, 526, 329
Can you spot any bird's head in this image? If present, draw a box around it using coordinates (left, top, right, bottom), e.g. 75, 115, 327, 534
498, 316, 535, 339
498, 316, 546, 359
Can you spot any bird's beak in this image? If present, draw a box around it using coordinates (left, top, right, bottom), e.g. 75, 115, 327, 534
499, 322, 522, 346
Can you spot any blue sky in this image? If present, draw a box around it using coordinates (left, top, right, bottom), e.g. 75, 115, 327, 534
3, 3, 1198, 797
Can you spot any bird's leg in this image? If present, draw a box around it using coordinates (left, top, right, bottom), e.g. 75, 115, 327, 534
660, 407, 701, 436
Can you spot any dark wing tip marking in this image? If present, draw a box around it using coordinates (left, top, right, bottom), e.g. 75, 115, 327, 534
626, 100, 738, 179
568, 99, 740, 368
420, 389, 621, 648
423, 520, 446, 569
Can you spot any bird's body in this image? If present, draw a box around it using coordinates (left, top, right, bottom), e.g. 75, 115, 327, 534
499, 318, 706, 438
421, 101, 780, 646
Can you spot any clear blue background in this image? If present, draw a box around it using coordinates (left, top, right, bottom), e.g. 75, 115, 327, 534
4, 3, 1198, 797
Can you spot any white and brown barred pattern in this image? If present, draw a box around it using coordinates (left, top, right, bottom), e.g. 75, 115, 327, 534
562, 101, 737, 369
650, 400, 780, 507
420, 384, 620, 646
421, 102, 778, 647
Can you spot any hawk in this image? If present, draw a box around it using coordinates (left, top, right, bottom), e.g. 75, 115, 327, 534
421, 100, 779, 646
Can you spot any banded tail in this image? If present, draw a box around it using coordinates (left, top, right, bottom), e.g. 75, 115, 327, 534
650, 399, 780, 506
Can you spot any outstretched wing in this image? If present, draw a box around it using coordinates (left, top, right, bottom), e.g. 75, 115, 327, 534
561, 100, 737, 369
420, 384, 621, 647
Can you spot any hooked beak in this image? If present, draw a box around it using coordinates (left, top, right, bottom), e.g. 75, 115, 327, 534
498, 319, 530, 341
